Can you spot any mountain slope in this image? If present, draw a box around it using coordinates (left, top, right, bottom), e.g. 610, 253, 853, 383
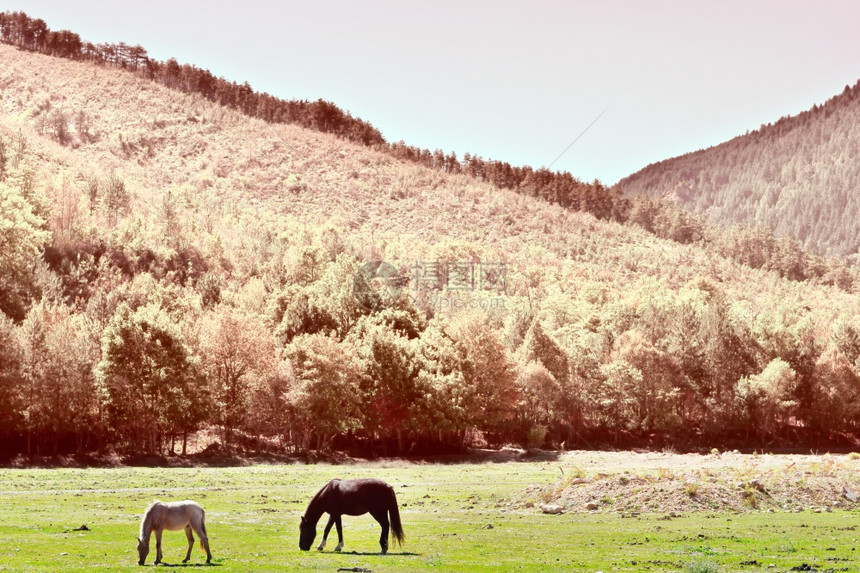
617, 80, 860, 260
0, 43, 737, 289
0, 9, 629, 230
2, 42, 860, 453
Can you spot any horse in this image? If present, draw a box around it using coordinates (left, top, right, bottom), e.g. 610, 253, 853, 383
136, 500, 212, 566
299, 478, 405, 554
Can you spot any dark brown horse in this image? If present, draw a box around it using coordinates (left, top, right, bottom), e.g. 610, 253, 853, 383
299, 478, 404, 554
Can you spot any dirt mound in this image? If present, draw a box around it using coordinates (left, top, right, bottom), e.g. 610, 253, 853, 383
515, 450, 860, 515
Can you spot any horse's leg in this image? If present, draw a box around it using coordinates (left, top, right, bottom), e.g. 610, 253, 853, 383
370, 509, 390, 554
317, 514, 336, 551
333, 515, 344, 552
191, 516, 212, 564
200, 526, 212, 564
154, 529, 163, 564
183, 525, 194, 563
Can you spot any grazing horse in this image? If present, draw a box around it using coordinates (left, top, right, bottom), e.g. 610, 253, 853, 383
299, 478, 405, 554
136, 500, 212, 566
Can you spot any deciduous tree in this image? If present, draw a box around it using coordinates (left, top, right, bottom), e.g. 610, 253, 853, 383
198, 305, 277, 446
0, 181, 49, 320
96, 303, 205, 453
18, 303, 98, 454
283, 333, 364, 451
0, 314, 23, 449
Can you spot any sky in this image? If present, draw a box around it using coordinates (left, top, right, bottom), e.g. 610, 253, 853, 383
4, 1, 860, 185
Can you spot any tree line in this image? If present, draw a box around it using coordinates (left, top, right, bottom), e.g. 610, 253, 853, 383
0, 11, 385, 147
3, 236, 860, 458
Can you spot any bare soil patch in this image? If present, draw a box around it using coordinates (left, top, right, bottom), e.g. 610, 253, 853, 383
515, 449, 860, 515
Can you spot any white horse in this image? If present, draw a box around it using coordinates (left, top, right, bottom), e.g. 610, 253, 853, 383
136, 500, 212, 565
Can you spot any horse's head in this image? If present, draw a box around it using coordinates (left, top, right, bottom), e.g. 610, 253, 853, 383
298, 515, 315, 551
136, 537, 149, 565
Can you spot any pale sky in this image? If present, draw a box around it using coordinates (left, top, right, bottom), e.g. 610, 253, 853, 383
4, 1, 860, 184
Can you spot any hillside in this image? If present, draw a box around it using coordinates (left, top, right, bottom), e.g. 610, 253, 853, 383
0, 44, 618, 277
1, 42, 860, 458
617, 80, 860, 261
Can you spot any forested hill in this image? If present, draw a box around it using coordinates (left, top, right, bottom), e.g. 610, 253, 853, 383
0, 10, 626, 223
2, 22, 860, 458
617, 79, 860, 261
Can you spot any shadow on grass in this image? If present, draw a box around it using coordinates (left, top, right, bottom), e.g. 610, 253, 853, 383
148, 561, 221, 567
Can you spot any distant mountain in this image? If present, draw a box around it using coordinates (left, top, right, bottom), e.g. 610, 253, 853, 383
617, 80, 860, 262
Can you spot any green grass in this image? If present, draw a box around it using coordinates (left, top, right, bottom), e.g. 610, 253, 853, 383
0, 461, 857, 571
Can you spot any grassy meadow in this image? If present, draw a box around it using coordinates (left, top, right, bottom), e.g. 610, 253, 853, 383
0, 458, 857, 572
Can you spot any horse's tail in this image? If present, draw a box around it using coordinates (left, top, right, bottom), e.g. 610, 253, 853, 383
200, 509, 208, 552
388, 487, 405, 547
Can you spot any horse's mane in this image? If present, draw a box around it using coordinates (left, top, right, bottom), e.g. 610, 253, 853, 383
303, 481, 336, 522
